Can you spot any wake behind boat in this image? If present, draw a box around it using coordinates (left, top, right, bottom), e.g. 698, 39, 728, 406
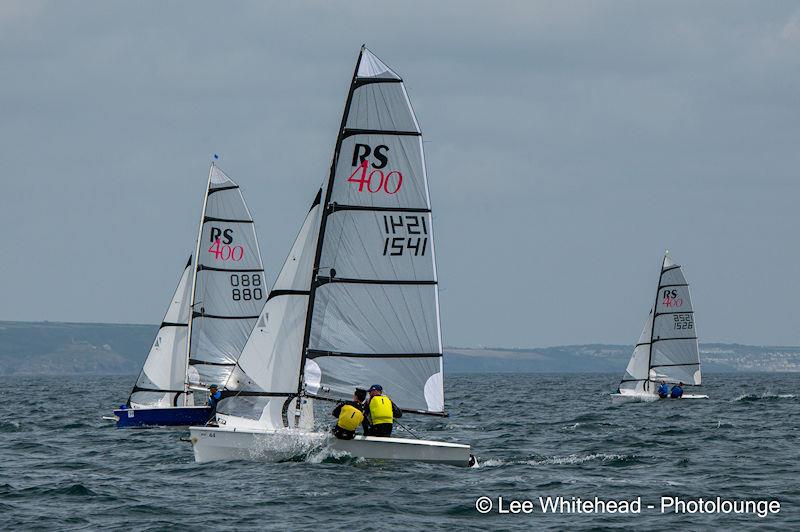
110, 163, 266, 428
610, 252, 709, 404
190, 47, 474, 466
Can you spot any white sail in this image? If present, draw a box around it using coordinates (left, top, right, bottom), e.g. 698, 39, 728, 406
217, 48, 445, 431
216, 192, 322, 429
618, 253, 701, 394
186, 165, 266, 389
129, 256, 193, 408
303, 47, 444, 414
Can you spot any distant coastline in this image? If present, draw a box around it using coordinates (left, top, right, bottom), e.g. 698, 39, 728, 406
1, 320, 798, 376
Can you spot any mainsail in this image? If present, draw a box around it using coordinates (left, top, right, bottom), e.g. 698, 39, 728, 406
128, 256, 193, 408
619, 253, 701, 394
185, 164, 266, 391
217, 47, 444, 429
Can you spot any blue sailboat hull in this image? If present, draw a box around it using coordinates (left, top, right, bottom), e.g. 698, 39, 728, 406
112, 406, 213, 428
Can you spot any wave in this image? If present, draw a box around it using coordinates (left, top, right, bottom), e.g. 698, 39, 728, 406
732, 393, 796, 402
479, 453, 638, 467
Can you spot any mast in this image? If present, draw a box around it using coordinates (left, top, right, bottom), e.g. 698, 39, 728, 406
646, 251, 668, 391
294, 46, 366, 422
183, 162, 214, 405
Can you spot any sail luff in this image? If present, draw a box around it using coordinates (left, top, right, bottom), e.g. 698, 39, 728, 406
183, 164, 214, 404
295, 46, 367, 408
644, 253, 667, 391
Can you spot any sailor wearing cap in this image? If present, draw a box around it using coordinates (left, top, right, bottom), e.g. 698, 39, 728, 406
207, 384, 222, 410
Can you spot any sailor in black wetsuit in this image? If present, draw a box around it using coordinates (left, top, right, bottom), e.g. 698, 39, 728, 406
331, 388, 367, 440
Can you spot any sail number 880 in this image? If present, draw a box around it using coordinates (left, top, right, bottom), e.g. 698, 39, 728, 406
230, 274, 263, 301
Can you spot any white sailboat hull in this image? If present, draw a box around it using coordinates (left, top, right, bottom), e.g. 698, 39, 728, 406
610, 392, 709, 404
189, 426, 472, 466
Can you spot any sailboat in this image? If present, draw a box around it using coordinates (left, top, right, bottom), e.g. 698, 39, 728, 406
610, 252, 708, 404
189, 47, 474, 466
112, 163, 266, 427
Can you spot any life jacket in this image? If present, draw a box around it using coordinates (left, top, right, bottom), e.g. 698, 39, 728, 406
337, 404, 364, 432
369, 395, 394, 425
670, 386, 683, 398
658, 384, 669, 397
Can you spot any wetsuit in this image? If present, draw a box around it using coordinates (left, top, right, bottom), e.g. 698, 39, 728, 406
207, 390, 222, 410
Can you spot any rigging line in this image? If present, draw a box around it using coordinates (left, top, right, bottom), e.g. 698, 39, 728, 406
394, 419, 422, 440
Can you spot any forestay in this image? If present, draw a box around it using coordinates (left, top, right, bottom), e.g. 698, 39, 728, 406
129, 256, 193, 408
619, 253, 701, 394
186, 165, 266, 389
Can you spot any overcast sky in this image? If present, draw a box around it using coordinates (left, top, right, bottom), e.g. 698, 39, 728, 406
2, 1, 799, 347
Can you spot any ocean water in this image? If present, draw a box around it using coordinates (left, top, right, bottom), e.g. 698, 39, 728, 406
1, 373, 797, 530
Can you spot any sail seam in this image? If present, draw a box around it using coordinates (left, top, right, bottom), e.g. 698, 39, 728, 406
659, 283, 689, 289
661, 265, 681, 273
655, 310, 694, 316
187, 359, 236, 366
650, 362, 700, 368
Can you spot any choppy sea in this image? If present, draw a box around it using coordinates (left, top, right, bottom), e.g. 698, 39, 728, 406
1, 373, 797, 530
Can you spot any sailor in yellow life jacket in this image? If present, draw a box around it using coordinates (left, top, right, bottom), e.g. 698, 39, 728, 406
364, 384, 402, 437
331, 388, 367, 440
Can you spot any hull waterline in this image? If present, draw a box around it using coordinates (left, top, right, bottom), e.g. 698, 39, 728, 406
111, 406, 213, 428
189, 426, 473, 467
610, 393, 709, 405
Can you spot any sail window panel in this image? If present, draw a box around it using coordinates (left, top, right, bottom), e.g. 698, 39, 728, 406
140, 326, 188, 391
660, 265, 688, 287
274, 203, 320, 292
188, 363, 237, 389
193, 269, 265, 317
356, 49, 401, 79
654, 285, 693, 315
320, 210, 435, 281
198, 221, 263, 271
130, 391, 174, 408
312, 355, 440, 413
622, 343, 651, 383
649, 360, 701, 386
653, 313, 696, 341
189, 315, 257, 367
309, 283, 440, 355
346, 83, 418, 133
205, 188, 252, 221
650, 338, 700, 373
229, 294, 308, 393
330, 135, 429, 210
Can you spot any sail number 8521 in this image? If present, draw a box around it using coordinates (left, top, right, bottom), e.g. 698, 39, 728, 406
230, 274, 263, 301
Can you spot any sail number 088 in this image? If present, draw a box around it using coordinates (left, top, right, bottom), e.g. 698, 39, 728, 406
230, 274, 263, 302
